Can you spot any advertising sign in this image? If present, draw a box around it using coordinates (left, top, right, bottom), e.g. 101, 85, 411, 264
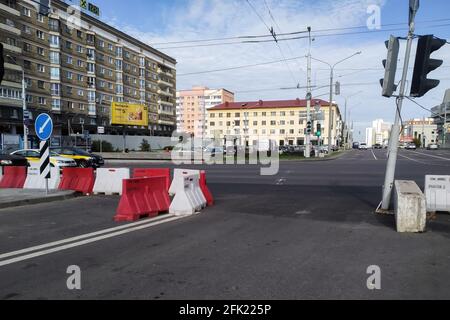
111, 102, 148, 126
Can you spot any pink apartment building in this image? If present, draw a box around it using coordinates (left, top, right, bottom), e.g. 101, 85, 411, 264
176, 86, 234, 137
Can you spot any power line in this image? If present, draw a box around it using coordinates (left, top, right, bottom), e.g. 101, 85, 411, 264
151, 17, 450, 47
246, 0, 299, 86
178, 56, 305, 76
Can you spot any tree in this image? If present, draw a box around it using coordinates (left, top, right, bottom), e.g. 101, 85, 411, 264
140, 139, 151, 152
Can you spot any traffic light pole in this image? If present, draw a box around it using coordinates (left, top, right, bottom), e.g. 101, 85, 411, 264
305, 27, 312, 159
380, 9, 417, 211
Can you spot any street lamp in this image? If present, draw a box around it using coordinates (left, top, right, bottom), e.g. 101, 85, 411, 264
342, 91, 363, 149
311, 51, 362, 153
6, 55, 28, 149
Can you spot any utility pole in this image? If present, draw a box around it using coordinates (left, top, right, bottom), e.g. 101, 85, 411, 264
305, 27, 312, 158
380, 1, 419, 211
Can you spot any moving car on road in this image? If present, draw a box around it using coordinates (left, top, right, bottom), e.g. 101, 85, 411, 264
358, 143, 368, 150
427, 143, 439, 150
406, 143, 417, 150
11, 149, 77, 168
51, 147, 104, 168
0, 150, 28, 167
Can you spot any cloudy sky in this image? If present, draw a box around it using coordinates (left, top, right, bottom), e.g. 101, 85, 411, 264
77, 0, 450, 141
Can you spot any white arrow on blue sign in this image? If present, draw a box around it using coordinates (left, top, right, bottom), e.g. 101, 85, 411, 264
35, 113, 53, 141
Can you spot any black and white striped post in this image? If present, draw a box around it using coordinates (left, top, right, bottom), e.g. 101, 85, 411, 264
39, 140, 51, 194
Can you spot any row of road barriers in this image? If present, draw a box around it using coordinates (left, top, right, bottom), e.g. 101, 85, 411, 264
0, 166, 215, 222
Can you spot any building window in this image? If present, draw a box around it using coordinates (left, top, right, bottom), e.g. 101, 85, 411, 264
49, 35, 59, 47
76, 45, 83, 53
37, 64, 45, 72
77, 89, 84, 96
38, 97, 46, 105
37, 81, 45, 89
270, 121, 276, 126
67, 71, 73, 80
77, 30, 83, 38
66, 41, 72, 50
22, 7, 31, 17
79, 103, 85, 111
23, 43, 32, 52
50, 67, 60, 79
49, 51, 60, 64
66, 55, 73, 64
36, 30, 44, 40
51, 83, 60, 95
77, 60, 83, 68
37, 14, 44, 22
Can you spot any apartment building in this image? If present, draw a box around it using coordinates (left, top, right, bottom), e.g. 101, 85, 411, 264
0, 0, 176, 141
206, 98, 342, 147
365, 119, 391, 147
176, 86, 234, 137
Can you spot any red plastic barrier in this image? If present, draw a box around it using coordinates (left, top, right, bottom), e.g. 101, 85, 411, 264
133, 168, 171, 192
0, 166, 26, 189
59, 168, 95, 194
115, 176, 170, 222
200, 170, 214, 206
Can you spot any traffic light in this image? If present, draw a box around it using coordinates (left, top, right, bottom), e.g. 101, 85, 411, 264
335, 82, 341, 96
380, 35, 400, 97
306, 121, 312, 134
0, 43, 4, 85
410, 35, 446, 98
316, 123, 322, 137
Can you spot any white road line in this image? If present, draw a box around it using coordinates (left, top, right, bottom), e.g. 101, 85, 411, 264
398, 153, 428, 164
0, 214, 175, 260
371, 149, 378, 160
0, 216, 186, 267
408, 150, 450, 161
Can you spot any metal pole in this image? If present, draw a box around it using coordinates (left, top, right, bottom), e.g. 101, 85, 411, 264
381, 9, 416, 211
22, 69, 28, 149
328, 68, 334, 153
444, 103, 447, 148
305, 27, 312, 158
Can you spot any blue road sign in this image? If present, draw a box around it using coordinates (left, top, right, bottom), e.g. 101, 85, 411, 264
35, 113, 53, 141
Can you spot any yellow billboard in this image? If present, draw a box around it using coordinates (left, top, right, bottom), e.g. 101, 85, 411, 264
111, 102, 148, 126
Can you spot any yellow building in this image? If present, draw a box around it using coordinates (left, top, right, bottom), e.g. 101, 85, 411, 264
207, 99, 342, 147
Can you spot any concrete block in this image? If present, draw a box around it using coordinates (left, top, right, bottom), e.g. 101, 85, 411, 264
394, 180, 427, 233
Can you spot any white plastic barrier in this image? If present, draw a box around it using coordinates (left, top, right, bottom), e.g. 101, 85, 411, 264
169, 169, 207, 208
93, 168, 130, 195
425, 175, 450, 213
24, 165, 61, 190
169, 175, 199, 216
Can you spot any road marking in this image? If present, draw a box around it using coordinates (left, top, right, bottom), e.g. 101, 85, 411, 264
371, 149, 378, 160
276, 178, 286, 185
0, 214, 175, 261
0, 215, 186, 267
398, 153, 428, 164
408, 150, 450, 161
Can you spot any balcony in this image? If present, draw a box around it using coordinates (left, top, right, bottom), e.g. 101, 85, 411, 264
158, 99, 173, 107
157, 79, 173, 88
157, 68, 173, 78
157, 89, 173, 97
0, 22, 20, 35
1, 42, 22, 54
88, 104, 97, 117
0, 3, 20, 16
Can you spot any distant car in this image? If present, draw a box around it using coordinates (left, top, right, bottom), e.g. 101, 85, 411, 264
352, 142, 360, 149
373, 144, 382, 149
0, 150, 28, 167
427, 143, 439, 150
51, 147, 104, 168
11, 149, 77, 168
405, 143, 417, 150
359, 143, 368, 150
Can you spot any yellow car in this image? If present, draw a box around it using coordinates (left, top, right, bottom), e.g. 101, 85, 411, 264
11, 149, 77, 168
50, 147, 104, 168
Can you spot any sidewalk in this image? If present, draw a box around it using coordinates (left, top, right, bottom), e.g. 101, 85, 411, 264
0, 189, 77, 210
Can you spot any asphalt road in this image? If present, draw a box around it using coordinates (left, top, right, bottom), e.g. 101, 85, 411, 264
0, 149, 450, 299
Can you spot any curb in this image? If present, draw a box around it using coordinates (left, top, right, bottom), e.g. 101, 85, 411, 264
0, 191, 79, 210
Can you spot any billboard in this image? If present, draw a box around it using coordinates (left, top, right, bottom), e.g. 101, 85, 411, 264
111, 102, 148, 126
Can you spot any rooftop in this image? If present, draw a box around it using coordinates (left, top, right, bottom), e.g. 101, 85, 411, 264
209, 98, 337, 110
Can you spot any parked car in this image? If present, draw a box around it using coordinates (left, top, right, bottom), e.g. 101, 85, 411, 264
11, 149, 77, 168
405, 143, 417, 150
373, 144, 382, 149
0, 150, 28, 167
51, 147, 104, 168
427, 143, 439, 150
352, 142, 360, 149
359, 143, 368, 150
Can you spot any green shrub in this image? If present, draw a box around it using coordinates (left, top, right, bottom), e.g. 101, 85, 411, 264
140, 139, 151, 152
91, 140, 114, 152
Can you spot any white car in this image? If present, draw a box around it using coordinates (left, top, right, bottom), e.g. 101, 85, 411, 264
11, 149, 77, 168
359, 143, 368, 150
427, 143, 439, 150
